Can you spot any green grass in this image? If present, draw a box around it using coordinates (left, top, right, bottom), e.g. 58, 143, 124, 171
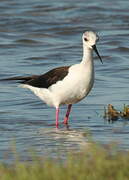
1, 143, 129, 180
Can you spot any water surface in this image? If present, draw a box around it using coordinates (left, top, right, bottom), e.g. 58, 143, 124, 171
0, 0, 129, 163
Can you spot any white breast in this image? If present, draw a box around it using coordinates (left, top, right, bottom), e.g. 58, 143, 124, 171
48, 63, 94, 106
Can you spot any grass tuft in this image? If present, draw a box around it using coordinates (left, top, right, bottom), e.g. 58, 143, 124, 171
0, 143, 129, 180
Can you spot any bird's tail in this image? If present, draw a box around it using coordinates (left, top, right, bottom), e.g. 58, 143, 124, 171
0, 75, 38, 83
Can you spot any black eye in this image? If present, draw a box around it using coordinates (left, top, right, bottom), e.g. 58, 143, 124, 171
84, 38, 88, 41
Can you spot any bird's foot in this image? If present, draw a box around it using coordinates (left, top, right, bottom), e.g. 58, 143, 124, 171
63, 117, 68, 124
56, 122, 59, 128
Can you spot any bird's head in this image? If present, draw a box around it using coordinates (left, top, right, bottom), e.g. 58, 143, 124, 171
82, 31, 103, 64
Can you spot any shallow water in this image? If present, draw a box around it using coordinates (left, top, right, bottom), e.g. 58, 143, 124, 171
0, 0, 129, 163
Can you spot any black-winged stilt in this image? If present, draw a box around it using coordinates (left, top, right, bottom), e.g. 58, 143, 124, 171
3, 31, 102, 128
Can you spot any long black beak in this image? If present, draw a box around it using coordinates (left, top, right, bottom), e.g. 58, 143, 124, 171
92, 45, 103, 64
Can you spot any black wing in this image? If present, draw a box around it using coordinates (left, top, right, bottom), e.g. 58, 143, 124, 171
2, 66, 70, 89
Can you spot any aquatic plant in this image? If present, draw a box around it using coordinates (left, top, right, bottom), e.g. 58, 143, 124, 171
104, 104, 129, 121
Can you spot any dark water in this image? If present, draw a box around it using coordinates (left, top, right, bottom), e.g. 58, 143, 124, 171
0, 0, 129, 163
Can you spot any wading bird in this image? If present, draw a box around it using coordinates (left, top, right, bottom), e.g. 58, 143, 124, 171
3, 31, 103, 128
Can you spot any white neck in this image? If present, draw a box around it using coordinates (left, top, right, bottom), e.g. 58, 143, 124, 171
81, 45, 93, 65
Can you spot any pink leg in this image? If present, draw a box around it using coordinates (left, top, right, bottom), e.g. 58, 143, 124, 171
63, 104, 72, 124
56, 107, 59, 128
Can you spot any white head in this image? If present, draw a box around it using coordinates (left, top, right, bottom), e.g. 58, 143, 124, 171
82, 31, 99, 48
82, 31, 103, 63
